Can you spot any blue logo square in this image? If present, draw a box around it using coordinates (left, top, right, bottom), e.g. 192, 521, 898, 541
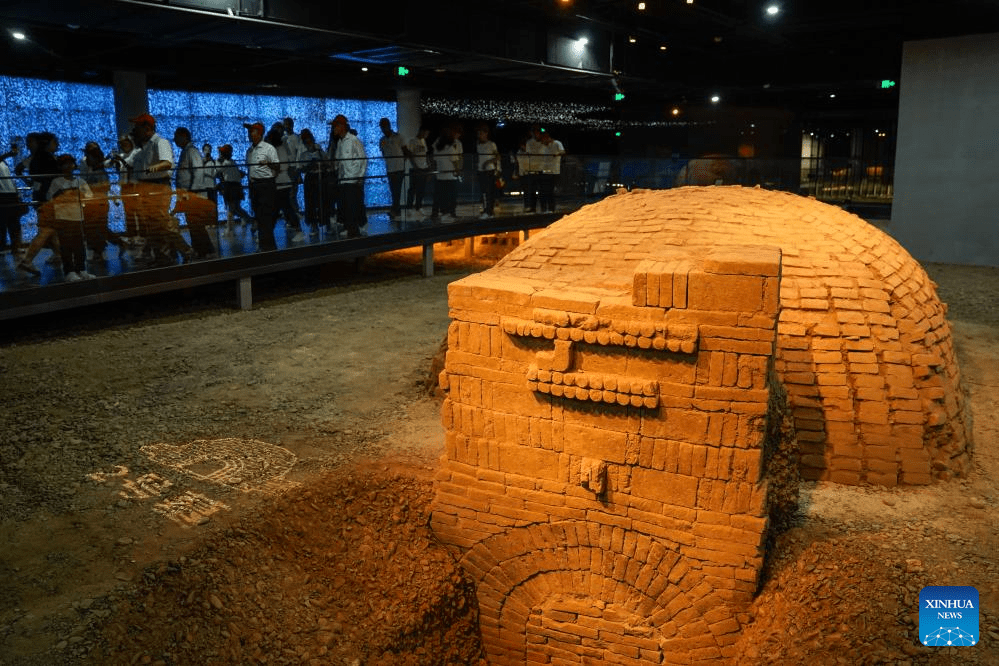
919, 586, 978, 646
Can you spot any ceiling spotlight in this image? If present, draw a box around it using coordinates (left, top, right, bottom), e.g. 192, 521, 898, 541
628, 36, 637, 43
671, 107, 680, 116
659, 45, 667, 51
687, 0, 694, 4
361, 66, 368, 72
11, 30, 26, 40
637, 2, 646, 10
766, 5, 780, 16
829, 93, 836, 98
710, 95, 721, 103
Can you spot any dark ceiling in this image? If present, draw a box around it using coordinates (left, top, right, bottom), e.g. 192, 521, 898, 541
2, 0, 998, 118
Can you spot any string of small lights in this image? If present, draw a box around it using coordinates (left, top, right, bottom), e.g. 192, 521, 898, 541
420, 96, 707, 130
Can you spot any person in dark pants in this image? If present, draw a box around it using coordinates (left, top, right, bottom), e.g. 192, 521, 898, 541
243, 122, 280, 251
330, 114, 367, 237
0, 141, 24, 255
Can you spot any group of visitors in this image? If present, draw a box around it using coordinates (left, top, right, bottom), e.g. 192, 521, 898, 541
0, 113, 567, 281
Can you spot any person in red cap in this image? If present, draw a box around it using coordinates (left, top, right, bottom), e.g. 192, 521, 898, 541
129, 112, 191, 266
244, 121, 280, 251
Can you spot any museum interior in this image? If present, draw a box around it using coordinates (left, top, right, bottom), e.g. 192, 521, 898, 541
0, 2, 998, 665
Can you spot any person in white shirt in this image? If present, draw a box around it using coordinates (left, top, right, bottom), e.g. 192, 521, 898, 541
79, 141, 127, 261
475, 123, 500, 218
173, 127, 216, 258
403, 127, 431, 214
47, 154, 94, 281
331, 114, 367, 237
244, 121, 280, 251
432, 124, 463, 221
0, 140, 25, 255
201, 143, 219, 209
268, 126, 305, 243
282, 117, 304, 208
537, 131, 566, 213
523, 125, 545, 212
378, 118, 405, 219
130, 113, 191, 265
216, 144, 253, 234
107, 134, 140, 238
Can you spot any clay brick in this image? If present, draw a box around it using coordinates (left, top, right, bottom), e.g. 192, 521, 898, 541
828, 469, 861, 484
640, 408, 709, 442
497, 443, 561, 480
630, 468, 699, 507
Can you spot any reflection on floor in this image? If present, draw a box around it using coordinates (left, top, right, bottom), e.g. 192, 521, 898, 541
0, 199, 562, 293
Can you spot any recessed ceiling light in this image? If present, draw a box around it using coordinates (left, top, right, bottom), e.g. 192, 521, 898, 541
766, 5, 780, 16
11, 30, 26, 40
361, 67, 368, 72
637, 2, 646, 10
710, 95, 720, 103
659, 45, 667, 51
829, 93, 836, 98
672, 107, 680, 116
628, 36, 637, 43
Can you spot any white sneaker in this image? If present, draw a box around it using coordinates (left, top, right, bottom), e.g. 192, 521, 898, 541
65, 271, 82, 282
80, 271, 97, 279
290, 232, 307, 243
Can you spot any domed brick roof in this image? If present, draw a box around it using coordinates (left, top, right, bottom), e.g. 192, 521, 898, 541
495, 186, 969, 485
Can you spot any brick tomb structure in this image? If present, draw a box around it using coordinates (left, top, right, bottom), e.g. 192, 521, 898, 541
430, 187, 971, 664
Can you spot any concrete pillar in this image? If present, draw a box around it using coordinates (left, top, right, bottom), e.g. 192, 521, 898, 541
237, 277, 253, 310
422, 243, 434, 277
112, 71, 148, 139
396, 89, 421, 142
465, 236, 475, 258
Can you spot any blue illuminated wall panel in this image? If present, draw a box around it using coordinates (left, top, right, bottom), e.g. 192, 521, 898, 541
0, 76, 117, 160
149, 89, 395, 206
0, 75, 395, 211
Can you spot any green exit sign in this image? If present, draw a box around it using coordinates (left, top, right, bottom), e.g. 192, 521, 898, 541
881, 79, 896, 89
397, 66, 410, 76
614, 92, 625, 101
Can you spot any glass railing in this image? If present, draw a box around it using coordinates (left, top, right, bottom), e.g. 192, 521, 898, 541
1, 155, 894, 289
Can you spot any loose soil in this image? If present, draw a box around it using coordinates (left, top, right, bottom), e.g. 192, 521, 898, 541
0, 242, 996, 665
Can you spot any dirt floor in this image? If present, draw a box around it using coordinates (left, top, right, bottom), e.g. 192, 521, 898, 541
0, 239, 997, 665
